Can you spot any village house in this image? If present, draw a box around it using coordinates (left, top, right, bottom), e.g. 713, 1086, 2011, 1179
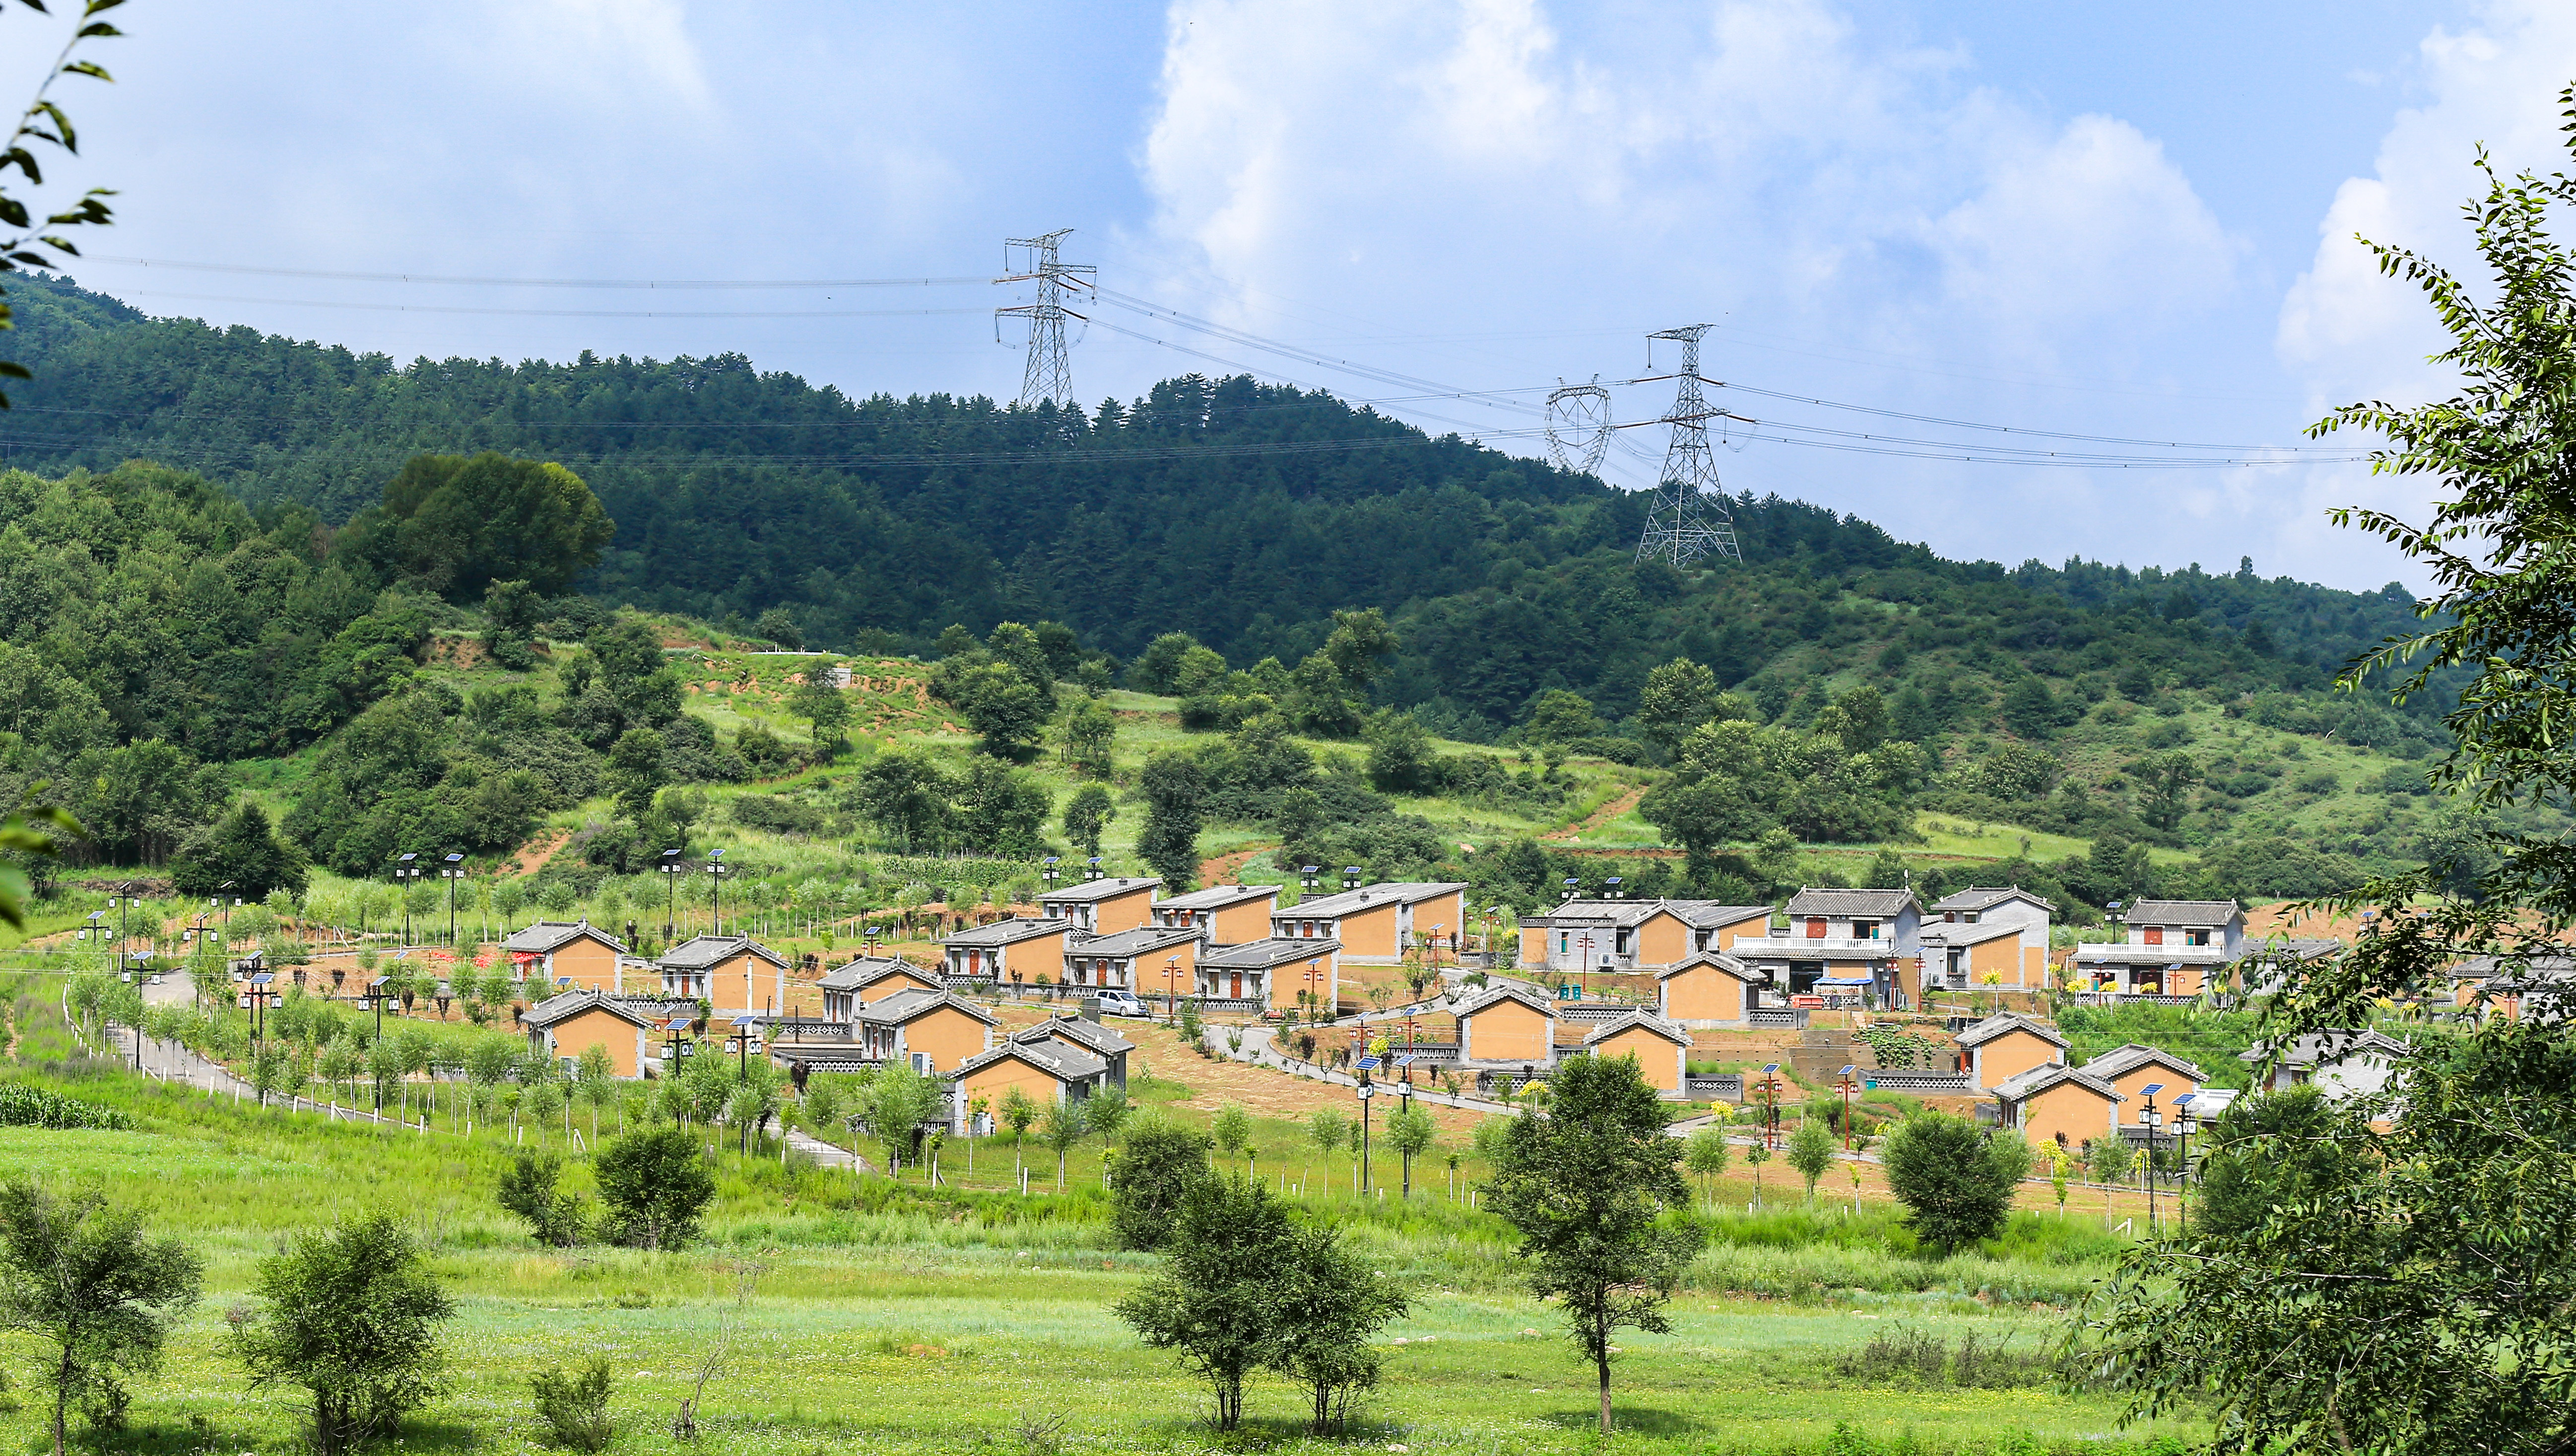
1670, 901, 1779, 956
852, 988, 998, 1074
1656, 950, 1760, 1029
2241, 1029, 2411, 1101
1957, 1011, 2069, 1091
1453, 983, 1558, 1065
949, 1038, 1106, 1134
501, 921, 630, 993
941, 918, 1071, 988
658, 934, 793, 1014
1918, 886, 2054, 996
2446, 952, 2575, 1022
1036, 876, 1162, 934
1151, 884, 1279, 944
1581, 1010, 1694, 1094
1010, 1015, 1133, 1088
2071, 898, 2246, 999
814, 956, 942, 1021
2081, 1043, 2207, 1110
521, 989, 696, 1078
1271, 881, 1470, 964
1990, 1061, 2123, 1148
1517, 899, 1769, 975
1063, 926, 1202, 999
1195, 936, 1340, 1012
1728, 887, 1922, 1005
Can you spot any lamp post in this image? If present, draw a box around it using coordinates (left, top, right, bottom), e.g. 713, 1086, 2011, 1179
1835, 1064, 1859, 1149
111, 880, 135, 969
1343, 866, 1362, 893
2174, 1092, 2198, 1231
1164, 954, 1181, 1021
1576, 932, 1595, 1001
394, 852, 423, 945
1396, 1075, 1415, 1197
216, 881, 237, 944
706, 850, 731, 936
2138, 1082, 2165, 1235
2103, 900, 2125, 998
1303, 957, 1326, 1021
1760, 1062, 1783, 1151
364, 977, 390, 1107
1042, 857, 1060, 897
658, 849, 685, 941
1355, 1071, 1374, 1195
1299, 865, 1321, 900
440, 853, 466, 946
1482, 904, 1504, 967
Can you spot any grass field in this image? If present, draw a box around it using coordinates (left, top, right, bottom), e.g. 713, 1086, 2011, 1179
0, 1001, 2207, 1456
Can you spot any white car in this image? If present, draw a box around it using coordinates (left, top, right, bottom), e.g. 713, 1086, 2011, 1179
1094, 990, 1150, 1018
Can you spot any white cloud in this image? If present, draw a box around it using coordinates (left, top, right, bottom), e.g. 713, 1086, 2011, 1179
2272, 0, 2576, 587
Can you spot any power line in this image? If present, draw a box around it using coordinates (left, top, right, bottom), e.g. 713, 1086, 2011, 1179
995, 230, 1094, 410
102, 289, 993, 321
1633, 326, 1740, 568
79, 256, 991, 289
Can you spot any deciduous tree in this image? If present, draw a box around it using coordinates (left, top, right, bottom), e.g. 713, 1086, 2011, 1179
0, 1182, 202, 1456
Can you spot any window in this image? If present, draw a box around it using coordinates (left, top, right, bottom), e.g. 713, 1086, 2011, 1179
1804, 917, 1827, 939
2144, 926, 2165, 946
2185, 928, 2211, 947
1853, 920, 1879, 940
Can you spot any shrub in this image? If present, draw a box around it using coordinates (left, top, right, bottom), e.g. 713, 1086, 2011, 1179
0, 1082, 129, 1130
530, 1358, 614, 1451
496, 1150, 588, 1247
1881, 1113, 2027, 1255
594, 1127, 716, 1250
1108, 1120, 1214, 1252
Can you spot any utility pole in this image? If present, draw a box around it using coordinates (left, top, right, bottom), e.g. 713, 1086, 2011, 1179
994, 229, 1094, 410
1635, 324, 1744, 569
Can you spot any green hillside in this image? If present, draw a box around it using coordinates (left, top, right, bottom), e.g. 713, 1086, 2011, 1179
0, 275, 2517, 914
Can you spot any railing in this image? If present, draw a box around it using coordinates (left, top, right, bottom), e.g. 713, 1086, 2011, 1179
1684, 1073, 1743, 1101
758, 1017, 853, 1042
1188, 997, 1267, 1016
1555, 1001, 1653, 1023
1862, 1069, 1975, 1093
2068, 991, 2203, 1007
1748, 1008, 1810, 1029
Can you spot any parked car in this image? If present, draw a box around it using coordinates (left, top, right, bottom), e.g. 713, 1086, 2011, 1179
1095, 990, 1149, 1018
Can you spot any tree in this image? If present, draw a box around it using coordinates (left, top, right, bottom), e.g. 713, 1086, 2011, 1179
1135, 753, 1207, 890
1363, 710, 1436, 794
1635, 658, 1720, 756
233, 1213, 454, 1456
1483, 1052, 1704, 1435
1085, 1084, 1132, 1150
849, 749, 952, 853
1111, 1174, 1292, 1431
860, 1062, 941, 1176
0, 0, 123, 407
1320, 607, 1396, 690
2136, 751, 2199, 832
787, 662, 848, 755
169, 801, 311, 901
1785, 1120, 1837, 1204
496, 1149, 587, 1247
1059, 696, 1116, 774
0, 1182, 203, 1456
949, 758, 1050, 858
593, 1126, 716, 1250
1000, 1085, 1039, 1144
1128, 632, 1204, 693
1638, 763, 1766, 881
1268, 1222, 1409, 1435
1210, 1104, 1253, 1167
751, 605, 803, 651
946, 660, 1053, 759
1815, 685, 1890, 754
1061, 784, 1115, 860
340, 452, 615, 600
605, 728, 668, 822
481, 578, 542, 669
1384, 1103, 1436, 1196
1524, 689, 1604, 743
1881, 1113, 2027, 1254
1038, 1099, 1087, 1192
1683, 1126, 1730, 1206
1305, 1108, 1348, 1194
1109, 1118, 1214, 1251
2187, 1084, 2361, 1240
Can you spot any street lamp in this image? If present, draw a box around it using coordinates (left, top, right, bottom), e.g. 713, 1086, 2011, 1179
1835, 1064, 1859, 1149
1396, 1074, 1416, 1197
706, 850, 731, 936
393, 852, 425, 945
1084, 856, 1103, 882
1355, 1069, 1375, 1195
1042, 857, 1060, 894
1163, 954, 1181, 1021
440, 853, 466, 946
1603, 876, 1623, 901
1302, 958, 1326, 1021
1760, 1062, 1783, 1151
1299, 865, 1321, 898
658, 849, 686, 941
2175, 1093, 2199, 1231
1343, 866, 1362, 893
2138, 1082, 2165, 1235
364, 977, 391, 1107
1562, 876, 1580, 903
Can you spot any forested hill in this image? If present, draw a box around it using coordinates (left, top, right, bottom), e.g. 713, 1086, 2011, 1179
0, 273, 2429, 737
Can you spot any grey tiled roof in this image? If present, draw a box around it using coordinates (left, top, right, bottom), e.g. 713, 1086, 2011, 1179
1012, 1016, 1133, 1057
1992, 1062, 2120, 1102
1917, 921, 2025, 946
1198, 937, 1342, 969
815, 956, 930, 992
1958, 1012, 2069, 1050
1523, 899, 1663, 928
957, 1038, 1107, 1083
2081, 1043, 2208, 1083
1931, 886, 2057, 915
1037, 877, 1162, 904
1154, 884, 1278, 912
855, 989, 997, 1028
503, 921, 628, 955
2126, 900, 2242, 927
658, 934, 788, 971
1066, 927, 1201, 959
1784, 887, 1920, 918
1277, 882, 1468, 920
943, 918, 1069, 948
1582, 1010, 1692, 1047
1454, 984, 1557, 1020
1663, 902, 1775, 930
521, 989, 667, 1030
1655, 950, 1754, 981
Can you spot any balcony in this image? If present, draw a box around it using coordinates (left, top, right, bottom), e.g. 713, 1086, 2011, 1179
2070, 943, 2230, 966
1728, 934, 1907, 959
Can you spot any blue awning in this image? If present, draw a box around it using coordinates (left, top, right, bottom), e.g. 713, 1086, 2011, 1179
1817, 976, 1875, 987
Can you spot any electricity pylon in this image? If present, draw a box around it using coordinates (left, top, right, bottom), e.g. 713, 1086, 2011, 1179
995, 229, 1095, 410
1635, 324, 1742, 567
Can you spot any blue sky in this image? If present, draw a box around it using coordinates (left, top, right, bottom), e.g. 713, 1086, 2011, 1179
15, 0, 2576, 592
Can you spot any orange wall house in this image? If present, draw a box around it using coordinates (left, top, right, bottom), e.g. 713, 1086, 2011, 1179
942, 921, 1071, 987
1457, 988, 1556, 1063
1959, 1014, 2069, 1090
522, 993, 659, 1078
1995, 1065, 2123, 1148
1195, 939, 1338, 1012
1038, 878, 1162, 934
1153, 885, 1280, 945
658, 935, 790, 1012
502, 922, 630, 993
1064, 928, 1200, 994
858, 966, 942, 1002
948, 1042, 1104, 1134
1658, 953, 1756, 1027
2085, 1045, 2207, 1111
856, 991, 997, 1074
1585, 1015, 1691, 1092
1275, 883, 1469, 963
1336, 901, 1402, 958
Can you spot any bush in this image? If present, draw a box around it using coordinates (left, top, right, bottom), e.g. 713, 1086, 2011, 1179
1881, 1113, 2027, 1255
530, 1358, 614, 1451
1109, 1120, 1213, 1252
496, 1150, 588, 1247
594, 1126, 716, 1250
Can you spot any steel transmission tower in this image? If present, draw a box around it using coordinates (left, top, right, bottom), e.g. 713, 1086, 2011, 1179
1634, 324, 1742, 568
994, 229, 1095, 409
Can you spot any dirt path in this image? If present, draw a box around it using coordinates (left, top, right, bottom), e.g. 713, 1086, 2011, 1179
1543, 786, 1642, 841
1197, 844, 1269, 886
506, 829, 572, 877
